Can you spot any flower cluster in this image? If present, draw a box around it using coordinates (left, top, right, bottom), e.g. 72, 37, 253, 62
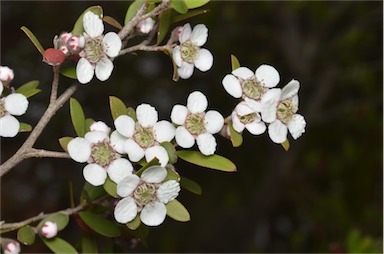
0, 66, 29, 138
222, 65, 306, 143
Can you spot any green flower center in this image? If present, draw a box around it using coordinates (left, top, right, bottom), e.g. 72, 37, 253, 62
185, 113, 205, 135
84, 38, 104, 63
239, 113, 257, 125
277, 99, 298, 124
134, 182, 157, 207
91, 141, 117, 167
0, 101, 6, 118
241, 78, 265, 100
180, 40, 199, 63
133, 126, 155, 148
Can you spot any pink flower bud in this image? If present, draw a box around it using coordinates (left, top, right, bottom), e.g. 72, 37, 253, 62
4, 241, 20, 254
43, 48, 66, 66
0, 66, 14, 82
41, 221, 58, 238
136, 18, 155, 34
68, 37, 80, 51
90, 121, 110, 133
60, 32, 72, 43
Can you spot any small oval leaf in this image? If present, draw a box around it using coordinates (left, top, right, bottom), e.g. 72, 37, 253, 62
281, 139, 290, 151
164, 166, 180, 182
184, 0, 210, 9
81, 234, 98, 253
170, 0, 188, 14
79, 211, 121, 237
17, 226, 36, 245
60, 67, 77, 79
59, 137, 73, 152
109, 96, 129, 121
125, 0, 146, 25
231, 54, 241, 71
15, 80, 39, 93
19, 122, 32, 133
126, 215, 141, 230
103, 16, 123, 30
70, 98, 86, 137
161, 142, 177, 164
84, 118, 95, 133
38, 213, 69, 231
176, 150, 237, 172
172, 9, 209, 23
180, 177, 202, 195
42, 237, 78, 254
72, 6, 103, 36
228, 121, 243, 147
157, 9, 172, 45
166, 199, 190, 222
82, 182, 106, 202
103, 177, 118, 198
20, 26, 44, 55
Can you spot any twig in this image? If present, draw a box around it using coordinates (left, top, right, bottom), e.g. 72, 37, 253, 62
49, 66, 60, 104
24, 149, 70, 159
119, 44, 168, 56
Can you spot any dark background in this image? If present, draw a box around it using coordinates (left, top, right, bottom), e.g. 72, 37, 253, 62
1, 1, 382, 253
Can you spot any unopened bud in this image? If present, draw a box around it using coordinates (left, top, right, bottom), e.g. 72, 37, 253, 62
136, 18, 155, 34
41, 221, 58, 239
43, 48, 66, 66
168, 26, 183, 45
3, 241, 20, 254
90, 121, 110, 133
0, 66, 14, 82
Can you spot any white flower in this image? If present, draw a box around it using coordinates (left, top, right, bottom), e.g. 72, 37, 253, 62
231, 101, 266, 135
0, 66, 14, 82
261, 80, 306, 143
0, 83, 29, 138
172, 23, 213, 79
171, 91, 224, 156
114, 165, 180, 226
222, 64, 280, 112
67, 123, 133, 186
112, 104, 175, 167
3, 241, 20, 254
76, 11, 122, 84
136, 18, 155, 34
89, 121, 110, 133
41, 221, 58, 239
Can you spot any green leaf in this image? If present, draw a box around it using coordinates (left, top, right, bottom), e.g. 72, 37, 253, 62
103, 177, 118, 198
72, 6, 103, 36
103, 16, 123, 30
176, 150, 237, 172
70, 98, 86, 137
124, 0, 146, 25
58, 137, 73, 152
231, 54, 240, 71
281, 139, 290, 151
19, 122, 32, 133
161, 142, 177, 164
20, 26, 44, 55
85, 118, 95, 133
135, 158, 160, 176
60, 67, 77, 79
184, 0, 210, 9
157, 9, 172, 45
109, 96, 129, 121
180, 177, 202, 195
42, 237, 78, 254
126, 215, 141, 230
170, 0, 188, 14
81, 234, 98, 253
82, 182, 106, 201
228, 121, 243, 147
172, 9, 209, 23
79, 211, 121, 237
126, 107, 137, 121
17, 226, 36, 245
16, 80, 41, 98
166, 199, 190, 222
164, 166, 180, 182
38, 213, 69, 231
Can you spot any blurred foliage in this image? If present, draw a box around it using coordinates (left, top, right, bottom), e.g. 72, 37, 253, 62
1, 1, 382, 253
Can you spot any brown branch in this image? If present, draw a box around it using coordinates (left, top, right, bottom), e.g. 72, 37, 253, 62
119, 44, 168, 56
24, 149, 70, 159
49, 66, 60, 104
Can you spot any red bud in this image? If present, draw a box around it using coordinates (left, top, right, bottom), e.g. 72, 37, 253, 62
43, 48, 65, 66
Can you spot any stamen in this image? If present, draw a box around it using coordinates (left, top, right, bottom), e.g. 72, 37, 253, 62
134, 182, 157, 207
180, 40, 199, 63
133, 126, 155, 148
241, 78, 265, 100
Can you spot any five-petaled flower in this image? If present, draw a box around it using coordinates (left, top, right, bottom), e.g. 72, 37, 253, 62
114, 165, 180, 226
76, 11, 122, 84
172, 23, 213, 79
171, 91, 224, 156
112, 104, 175, 167
231, 101, 266, 135
67, 121, 133, 186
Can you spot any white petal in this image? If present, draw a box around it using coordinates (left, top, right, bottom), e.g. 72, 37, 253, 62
108, 158, 133, 184
0, 66, 14, 82
281, 79, 300, 100
110, 130, 128, 154
116, 174, 140, 197
0, 115, 20, 138
244, 98, 263, 112
261, 88, 282, 123
170, 105, 188, 125
194, 48, 213, 72
95, 58, 113, 82
268, 120, 288, 144
153, 120, 175, 143
90, 121, 110, 133
0, 81, 3, 95
197, 133, 217, 156
84, 131, 108, 144
231, 112, 245, 133
140, 201, 167, 226
222, 74, 242, 98
191, 24, 208, 46
288, 114, 306, 139
124, 139, 145, 162
114, 197, 138, 224
245, 121, 266, 135
235, 101, 255, 116
172, 46, 182, 67
232, 67, 254, 80
204, 110, 224, 134
178, 62, 194, 79
76, 58, 94, 84
179, 23, 192, 44
175, 126, 195, 148
114, 115, 135, 138
255, 64, 280, 88
103, 32, 122, 58
187, 91, 208, 113
83, 163, 107, 186
136, 104, 158, 128
4, 94, 28, 116
145, 146, 169, 167
83, 11, 104, 38
141, 165, 167, 183
67, 137, 91, 163
157, 180, 180, 204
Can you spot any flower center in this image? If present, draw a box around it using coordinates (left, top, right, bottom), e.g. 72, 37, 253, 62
180, 40, 199, 63
185, 113, 205, 135
84, 38, 104, 63
277, 99, 298, 124
133, 126, 155, 148
91, 141, 117, 167
241, 78, 265, 100
0, 100, 6, 118
239, 113, 257, 125
134, 182, 157, 207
